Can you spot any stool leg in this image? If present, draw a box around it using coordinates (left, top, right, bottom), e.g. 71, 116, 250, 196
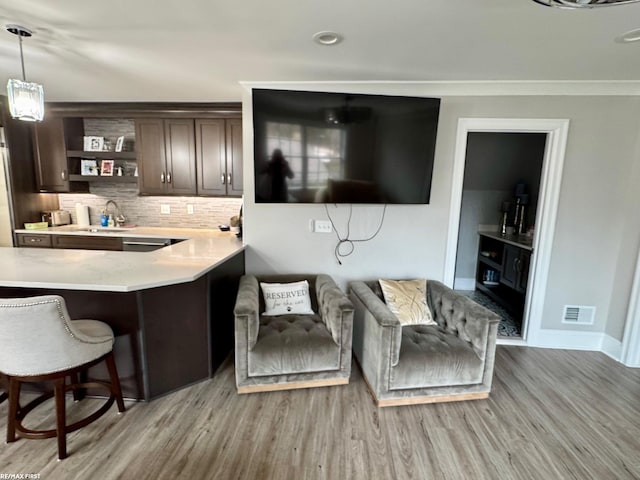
6, 377, 20, 443
70, 372, 81, 402
0, 373, 8, 404
105, 352, 125, 413
53, 377, 67, 460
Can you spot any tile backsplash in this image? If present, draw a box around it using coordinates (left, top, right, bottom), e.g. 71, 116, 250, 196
59, 183, 242, 228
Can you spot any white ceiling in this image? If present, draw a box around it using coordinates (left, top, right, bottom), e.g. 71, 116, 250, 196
1, 0, 640, 102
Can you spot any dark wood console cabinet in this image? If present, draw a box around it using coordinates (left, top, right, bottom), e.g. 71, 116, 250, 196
475, 232, 533, 320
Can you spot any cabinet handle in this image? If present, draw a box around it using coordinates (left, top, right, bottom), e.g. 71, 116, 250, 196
29, 237, 42, 243
61, 170, 67, 181
221, 174, 226, 185
167, 172, 172, 184
161, 172, 165, 183
227, 173, 231, 185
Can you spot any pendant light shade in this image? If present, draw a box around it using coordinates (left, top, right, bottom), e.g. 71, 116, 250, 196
5, 25, 44, 122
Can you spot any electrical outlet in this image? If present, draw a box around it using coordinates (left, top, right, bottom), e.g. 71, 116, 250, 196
187, 204, 194, 215
160, 204, 171, 214
313, 220, 333, 233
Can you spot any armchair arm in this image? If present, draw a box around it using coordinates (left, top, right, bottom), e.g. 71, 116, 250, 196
233, 275, 260, 351
350, 281, 402, 366
427, 281, 500, 359
316, 274, 354, 344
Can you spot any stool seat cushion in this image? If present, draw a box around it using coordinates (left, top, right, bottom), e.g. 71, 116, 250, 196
0, 296, 114, 377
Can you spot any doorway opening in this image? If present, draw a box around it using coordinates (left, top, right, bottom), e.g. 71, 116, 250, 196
454, 132, 545, 339
444, 118, 569, 345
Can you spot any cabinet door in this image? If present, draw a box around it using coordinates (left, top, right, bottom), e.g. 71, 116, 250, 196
136, 119, 167, 195
51, 235, 122, 251
517, 250, 532, 293
164, 119, 196, 195
225, 118, 243, 196
500, 245, 520, 289
17, 233, 52, 248
33, 117, 70, 192
195, 119, 226, 195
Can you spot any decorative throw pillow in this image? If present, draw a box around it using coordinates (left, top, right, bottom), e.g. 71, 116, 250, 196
378, 279, 436, 326
260, 280, 315, 316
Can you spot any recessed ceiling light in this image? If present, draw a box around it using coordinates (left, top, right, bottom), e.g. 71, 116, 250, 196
615, 27, 640, 43
313, 31, 343, 46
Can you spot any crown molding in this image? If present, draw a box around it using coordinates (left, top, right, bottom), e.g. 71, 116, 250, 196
240, 80, 640, 96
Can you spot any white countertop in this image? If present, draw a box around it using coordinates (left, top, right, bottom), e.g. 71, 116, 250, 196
478, 230, 534, 251
3, 227, 245, 292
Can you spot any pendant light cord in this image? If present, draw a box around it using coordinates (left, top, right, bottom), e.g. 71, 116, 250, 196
18, 34, 26, 81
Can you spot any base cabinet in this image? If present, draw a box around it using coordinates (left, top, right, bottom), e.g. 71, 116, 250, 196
16, 233, 53, 248
51, 235, 123, 251
475, 233, 532, 318
17, 233, 123, 251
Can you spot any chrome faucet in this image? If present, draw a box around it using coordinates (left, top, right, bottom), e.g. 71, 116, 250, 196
105, 200, 126, 227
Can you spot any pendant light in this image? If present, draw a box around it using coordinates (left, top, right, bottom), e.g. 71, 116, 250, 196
5, 25, 44, 122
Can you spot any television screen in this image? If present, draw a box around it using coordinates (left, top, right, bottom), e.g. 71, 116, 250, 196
252, 89, 441, 204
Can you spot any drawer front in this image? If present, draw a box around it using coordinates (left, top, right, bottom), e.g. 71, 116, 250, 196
51, 235, 123, 251
17, 234, 53, 248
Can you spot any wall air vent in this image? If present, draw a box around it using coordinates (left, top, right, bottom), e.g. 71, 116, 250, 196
533, 0, 640, 7
562, 305, 596, 325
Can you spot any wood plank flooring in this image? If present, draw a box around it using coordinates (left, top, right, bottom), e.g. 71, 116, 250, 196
1, 346, 639, 479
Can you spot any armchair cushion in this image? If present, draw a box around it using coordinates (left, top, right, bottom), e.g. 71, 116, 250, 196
389, 325, 484, 390
260, 280, 314, 316
379, 279, 436, 326
248, 313, 340, 376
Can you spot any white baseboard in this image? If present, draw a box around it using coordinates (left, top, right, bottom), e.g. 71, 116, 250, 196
602, 334, 622, 362
531, 329, 605, 350
530, 329, 623, 362
454, 277, 475, 291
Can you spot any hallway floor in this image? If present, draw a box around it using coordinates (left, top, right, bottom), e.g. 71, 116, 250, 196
458, 289, 522, 338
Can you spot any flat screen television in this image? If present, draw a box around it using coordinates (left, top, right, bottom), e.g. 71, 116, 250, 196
252, 89, 441, 204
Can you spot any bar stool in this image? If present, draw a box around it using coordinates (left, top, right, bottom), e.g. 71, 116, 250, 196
0, 295, 125, 459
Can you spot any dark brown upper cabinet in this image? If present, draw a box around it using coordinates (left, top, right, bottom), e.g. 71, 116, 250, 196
32, 117, 87, 192
165, 119, 197, 195
195, 118, 242, 197
136, 119, 197, 196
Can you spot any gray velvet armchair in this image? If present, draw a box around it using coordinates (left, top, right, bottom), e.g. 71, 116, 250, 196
234, 274, 354, 394
350, 280, 500, 407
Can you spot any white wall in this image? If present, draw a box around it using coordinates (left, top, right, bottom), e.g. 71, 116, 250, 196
242, 84, 640, 341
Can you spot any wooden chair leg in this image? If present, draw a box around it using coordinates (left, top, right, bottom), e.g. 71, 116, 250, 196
6, 377, 20, 443
53, 377, 67, 460
105, 352, 125, 413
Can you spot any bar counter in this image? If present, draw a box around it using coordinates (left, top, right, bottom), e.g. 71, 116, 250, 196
0, 228, 246, 401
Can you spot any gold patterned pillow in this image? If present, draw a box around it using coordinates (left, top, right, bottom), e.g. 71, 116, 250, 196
378, 279, 436, 326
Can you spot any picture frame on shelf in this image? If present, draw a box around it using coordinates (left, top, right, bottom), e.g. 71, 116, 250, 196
100, 160, 114, 176
115, 136, 125, 152
84, 136, 104, 152
81, 159, 99, 176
